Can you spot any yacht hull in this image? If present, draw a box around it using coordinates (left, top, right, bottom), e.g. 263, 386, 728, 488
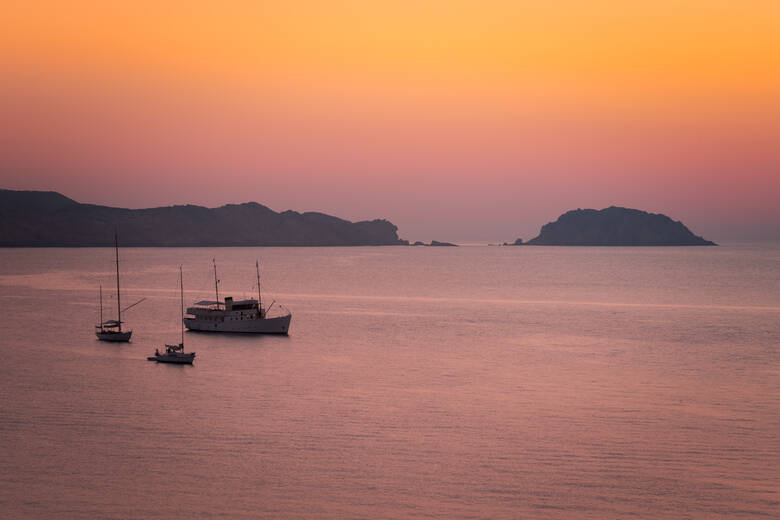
183, 314, 291, 334
96, 330, 132, 342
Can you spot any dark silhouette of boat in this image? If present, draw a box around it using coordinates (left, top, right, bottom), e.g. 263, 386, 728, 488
148, 266, 195, 365
96, 233, 143, 341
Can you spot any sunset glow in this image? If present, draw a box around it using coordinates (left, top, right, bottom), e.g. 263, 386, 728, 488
1, 1, 779, 241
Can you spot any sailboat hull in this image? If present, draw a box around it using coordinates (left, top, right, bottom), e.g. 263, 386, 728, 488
183, 314, 291, 334
148, 353, 195, 364
96, 330, 132, 342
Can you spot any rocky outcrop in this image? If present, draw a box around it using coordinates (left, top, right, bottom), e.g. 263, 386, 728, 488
524, 206, 716, 246
0, 189, 409, 246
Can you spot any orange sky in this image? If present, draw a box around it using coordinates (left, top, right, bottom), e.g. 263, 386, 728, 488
1, 1, 779, 241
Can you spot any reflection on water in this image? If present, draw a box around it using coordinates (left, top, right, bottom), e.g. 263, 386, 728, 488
0, 245, 778, 519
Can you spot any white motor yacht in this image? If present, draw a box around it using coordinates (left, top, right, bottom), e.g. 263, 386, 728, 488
183, 260, 291, 334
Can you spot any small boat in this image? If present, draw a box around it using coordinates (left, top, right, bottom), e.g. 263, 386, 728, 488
147, 343, 195, 365
149, 266, 195, 365
183, 260, 291, 334
96, 233, 138, 342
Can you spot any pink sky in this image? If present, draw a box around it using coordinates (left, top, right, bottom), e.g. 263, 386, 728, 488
1, 1, 779, 242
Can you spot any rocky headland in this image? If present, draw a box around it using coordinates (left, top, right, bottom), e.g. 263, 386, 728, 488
0, 189, 409, 247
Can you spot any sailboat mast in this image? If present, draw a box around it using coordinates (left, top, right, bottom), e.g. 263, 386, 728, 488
256, 260, 262, 313
180, 265, 184, 346
99, 284, 103, 327
115, 232, 121, 331
213, 258, 220, 306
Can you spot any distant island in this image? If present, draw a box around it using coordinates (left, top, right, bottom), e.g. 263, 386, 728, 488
412, 240, 458, 247
0, 189, 409, 247
513, 206, 716, 246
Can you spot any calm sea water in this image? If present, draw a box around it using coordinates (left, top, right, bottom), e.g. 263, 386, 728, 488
0, 245, 778, 519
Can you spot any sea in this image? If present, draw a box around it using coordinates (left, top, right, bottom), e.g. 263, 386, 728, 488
0, 244, 778, 519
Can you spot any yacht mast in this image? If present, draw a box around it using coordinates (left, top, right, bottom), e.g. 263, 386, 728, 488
114, 232, 121, 332
99, 284, 103, 328
256, 260, 262, 313
180, 265, 184, 346
213, 258, 220, 306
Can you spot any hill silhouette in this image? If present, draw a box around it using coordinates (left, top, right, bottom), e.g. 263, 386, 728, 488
0, 189, 408, 246
523, 207, 716, 246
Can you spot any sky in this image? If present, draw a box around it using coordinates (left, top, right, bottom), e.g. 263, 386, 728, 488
1, 1, 779, 242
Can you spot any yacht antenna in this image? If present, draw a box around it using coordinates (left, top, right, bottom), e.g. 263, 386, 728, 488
213, 258, 220, 306
114, 231, 121, 332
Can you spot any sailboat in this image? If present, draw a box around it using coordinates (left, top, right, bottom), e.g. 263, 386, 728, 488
148, 266, 195, 364
96, 233, 134, 342
183, 260, 291, 334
